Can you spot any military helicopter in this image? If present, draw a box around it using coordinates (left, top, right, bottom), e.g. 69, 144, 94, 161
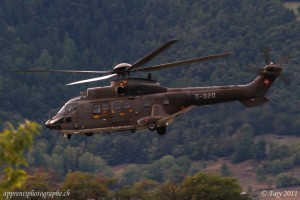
20, 40, 286, 139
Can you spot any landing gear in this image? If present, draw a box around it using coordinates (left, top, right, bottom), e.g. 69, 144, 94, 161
85, 133, 94, 137
64, 134, 72, 139
157, 127, 166, 135
148, 123, 156, 131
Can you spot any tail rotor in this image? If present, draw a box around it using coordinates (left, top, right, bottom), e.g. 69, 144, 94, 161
247, 46, 291, 86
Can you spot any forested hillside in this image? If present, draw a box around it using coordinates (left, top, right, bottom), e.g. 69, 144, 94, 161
0, 0, 300, 198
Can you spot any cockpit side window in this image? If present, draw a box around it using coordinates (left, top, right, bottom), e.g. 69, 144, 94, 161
67, 104, 77, 113
59, 103, 77, 114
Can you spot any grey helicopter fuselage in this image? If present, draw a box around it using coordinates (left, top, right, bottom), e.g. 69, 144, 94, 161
19, 40, 285, 139
45, 64, 282, 138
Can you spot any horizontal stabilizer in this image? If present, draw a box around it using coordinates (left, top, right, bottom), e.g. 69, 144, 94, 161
239, 96, 270, 107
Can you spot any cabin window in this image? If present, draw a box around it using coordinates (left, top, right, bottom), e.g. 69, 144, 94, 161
65, 117, 72, 123
163, 98, 169, 105
123, 101, 130, 109
142, 99, 150, 107
101, 103, 109, 111
92, 105, 101, 114
113, 102, 122, 110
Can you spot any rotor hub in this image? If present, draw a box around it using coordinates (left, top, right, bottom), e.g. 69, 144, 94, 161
113, 63, 132, 76
264, 64, 282, 71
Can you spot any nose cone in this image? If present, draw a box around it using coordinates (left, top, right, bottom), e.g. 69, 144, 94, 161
45, 117, 62, 130
45, 119, 53, 129
45, 119, 51, 128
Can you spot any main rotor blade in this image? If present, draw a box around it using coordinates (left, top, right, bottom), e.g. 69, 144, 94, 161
16, 69, 113, 74
66, 74, 117, 86
134, 52, 231, 72
130, 39, 178, 69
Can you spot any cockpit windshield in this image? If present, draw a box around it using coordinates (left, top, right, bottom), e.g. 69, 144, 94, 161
58, 105, 67, 114
58, 103, 77, 114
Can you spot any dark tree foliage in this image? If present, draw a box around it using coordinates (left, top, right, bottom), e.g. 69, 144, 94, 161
114, 172, 251, 200
255, 137, 267, 161
276, 173, 300, 188
60, 171, 111, 200
180, 172, 251, 200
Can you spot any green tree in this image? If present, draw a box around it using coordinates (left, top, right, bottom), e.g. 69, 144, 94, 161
143, 155, 189, 183
256, 166, 267, 183
255, 137, 267, 160
47, 153, 65, 175
60, 171, 110, 200
276, 173, 300, 188
15, 168, 60, 200
156, 182, 181, 200
0, 120, 40, 193
131, 179, 158, 199
115, 179, 158, 200
267, 143, 290, 160
115, 186, 135, 200
59, 33, 76, 67
232, 124, 255, 163
63, 146, 80, 172
118, 164, 140, 186
78, 152, 110, 174
35, 49, 53, 67
180, 172, 251, 200
294, 145, 300, 165
32, 141, 48, 166
220, 162, 232, 176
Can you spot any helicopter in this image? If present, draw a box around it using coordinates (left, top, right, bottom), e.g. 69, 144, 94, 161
19, 40, 287, 139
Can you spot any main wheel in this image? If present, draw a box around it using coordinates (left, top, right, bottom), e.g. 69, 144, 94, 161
85, 133, 94, 137
157, 127, 166, 135
148, 123, 156, 131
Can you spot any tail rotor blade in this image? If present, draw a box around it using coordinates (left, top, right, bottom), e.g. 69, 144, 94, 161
263, 46, 271, 64
248, 46, 291, 86
279, 74, 291, 86
247, 64, 263, 74
277, 55, 290, 66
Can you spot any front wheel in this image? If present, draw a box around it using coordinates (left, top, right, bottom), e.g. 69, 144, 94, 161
148, 123, 156, 131
64, 134, 72, 139
157, 127, 166, 135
